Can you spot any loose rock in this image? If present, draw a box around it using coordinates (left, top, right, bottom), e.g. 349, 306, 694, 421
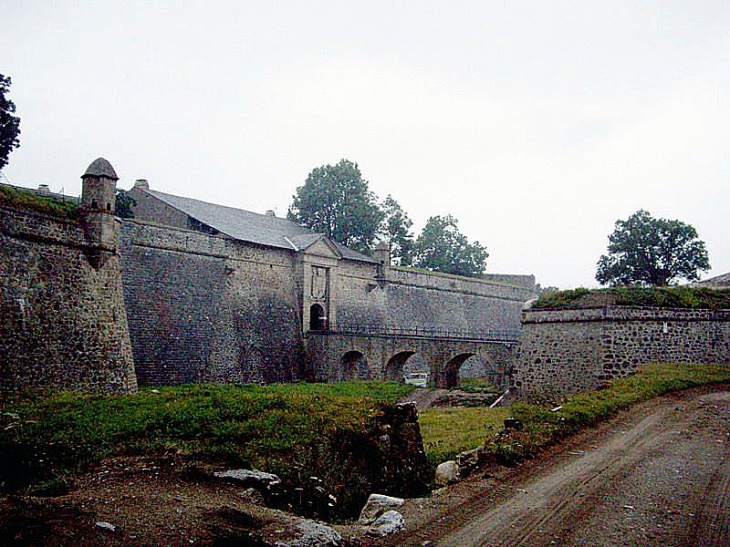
358, 493, 405, 525
456, 448, 481, 477
275, 519, 342, 546
213, 468, 282, 488
366, 510, 405, 537
435, 460, 460, 485
95, 521, 116, 532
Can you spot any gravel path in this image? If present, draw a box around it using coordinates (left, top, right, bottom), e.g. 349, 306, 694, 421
387, 384, 730, 547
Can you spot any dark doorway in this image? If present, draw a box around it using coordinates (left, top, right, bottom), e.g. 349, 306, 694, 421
309, 304, 326, 331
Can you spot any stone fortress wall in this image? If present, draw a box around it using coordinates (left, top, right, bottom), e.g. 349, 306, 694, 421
514, 306, 730, 397
2, 159, 535, 392
0, 162, 137, 393
336, 265, 529, 335
4, 158, 726, 395
120, 220, 535, 385
119, 220, 304, 385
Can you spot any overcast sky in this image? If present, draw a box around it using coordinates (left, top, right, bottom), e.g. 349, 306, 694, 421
2, 1, 728, 288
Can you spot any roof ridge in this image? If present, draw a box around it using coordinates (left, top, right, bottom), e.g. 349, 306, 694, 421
145, 188, 282, 220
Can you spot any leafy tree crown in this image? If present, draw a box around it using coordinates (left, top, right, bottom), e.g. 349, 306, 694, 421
414, 214, 488, 277
115, 189, 137, 219
596, 209, 710, 286
288, 159, 384, 254
379, 195, 415, 266
0, 74, 21, 172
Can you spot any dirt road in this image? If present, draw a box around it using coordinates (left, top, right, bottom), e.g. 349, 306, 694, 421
388, 385, 730, 546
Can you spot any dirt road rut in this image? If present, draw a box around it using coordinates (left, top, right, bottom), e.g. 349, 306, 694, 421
389, 385, 730, 546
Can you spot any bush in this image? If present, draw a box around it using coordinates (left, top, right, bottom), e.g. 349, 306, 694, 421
532, 286, 730, 310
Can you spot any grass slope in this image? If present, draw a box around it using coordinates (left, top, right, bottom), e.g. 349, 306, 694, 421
0, 382, 415, 517
0, 185, 79, 220
490, 363, 730, 464
419, 363, 730, 468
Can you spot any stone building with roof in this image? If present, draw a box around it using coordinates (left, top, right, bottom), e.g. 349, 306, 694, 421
695, 272, 730, 288
121, 179, 535, 386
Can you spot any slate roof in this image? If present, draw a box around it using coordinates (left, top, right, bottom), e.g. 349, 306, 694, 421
142, 189, 376, 263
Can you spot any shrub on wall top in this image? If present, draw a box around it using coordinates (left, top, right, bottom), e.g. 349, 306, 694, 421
532, 286, 730, 310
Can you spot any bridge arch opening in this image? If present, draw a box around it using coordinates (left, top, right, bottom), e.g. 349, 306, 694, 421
340, 350, 370, 381
386, 351, 429, 385
309, 304, 326, 331
444, 353, 504, 390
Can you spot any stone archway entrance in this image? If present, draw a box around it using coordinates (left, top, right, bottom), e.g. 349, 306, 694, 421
386, 351, 429, 385
309, 304, 326, 331
443, 353, 508, 390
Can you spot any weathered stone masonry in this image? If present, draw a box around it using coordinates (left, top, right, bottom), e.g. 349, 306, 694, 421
119, 221, 303, 385
514, 306, 730, 397
0, 168, 137, 393
1, 158, 535, 392
119, 219, 533, 385
308, 266, 529, 386
119, 182, 536, 386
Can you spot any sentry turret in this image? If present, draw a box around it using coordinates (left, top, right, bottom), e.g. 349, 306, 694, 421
80, 157, 120, 267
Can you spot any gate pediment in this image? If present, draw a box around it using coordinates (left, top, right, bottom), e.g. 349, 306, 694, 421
300, 235, 342, 261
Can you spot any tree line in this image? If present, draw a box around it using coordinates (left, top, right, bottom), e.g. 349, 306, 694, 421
287, 159, 489, 277
288, 160, 712, 286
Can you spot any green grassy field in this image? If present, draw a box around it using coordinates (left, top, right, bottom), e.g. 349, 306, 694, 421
0, 381, 416, 516
419, 406, 509, 467
418, 363, 730, 468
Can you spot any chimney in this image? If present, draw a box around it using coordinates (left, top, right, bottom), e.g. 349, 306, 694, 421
265, 210, 276, 217
37, 184, 51, 196
134, 179, 149, 190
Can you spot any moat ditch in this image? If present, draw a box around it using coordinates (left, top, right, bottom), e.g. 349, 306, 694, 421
1, 365, 730, 545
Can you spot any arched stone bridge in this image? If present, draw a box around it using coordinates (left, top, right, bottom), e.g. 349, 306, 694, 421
305, 327, 518, 389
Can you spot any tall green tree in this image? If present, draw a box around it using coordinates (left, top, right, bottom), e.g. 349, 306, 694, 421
380, 195, 415, 266
288, 159, 384, 253
596, 209, 710, 286
0, 74, 21, 172
414, 214, 488, 277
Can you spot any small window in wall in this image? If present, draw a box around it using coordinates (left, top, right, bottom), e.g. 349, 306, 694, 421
310, 304, 326, 331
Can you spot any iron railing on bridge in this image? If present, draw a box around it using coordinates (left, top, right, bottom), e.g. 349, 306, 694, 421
323, 324, 520, 342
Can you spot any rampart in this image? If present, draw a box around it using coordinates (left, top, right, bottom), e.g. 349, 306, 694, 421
514, 306, 730, 397
1, 158, 535, 391
119, 221, 534, 386
337, 265, 531, 334
119, 220, 303, 385
0, 205, 137, 393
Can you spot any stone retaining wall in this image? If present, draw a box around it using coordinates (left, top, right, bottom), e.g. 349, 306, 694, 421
514, 306, 730, 397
